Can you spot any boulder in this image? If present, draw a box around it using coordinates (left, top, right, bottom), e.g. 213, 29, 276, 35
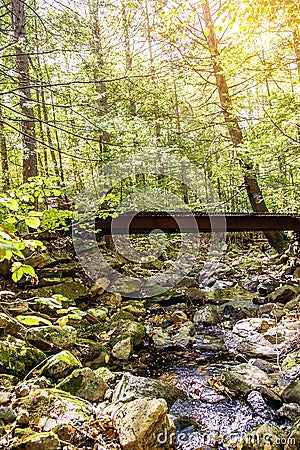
86, 307, 108, 322
266, 285, 299, 304
0, 313, 22, 336
193, 305, 219, 325
11, 432, 60, 450
241, 423, 287, 450
56, 367, 108, 402
112, 337, 133, 360
282, 381, 300, 405
110, 319, 145, 347
224, 329, 277, 359
285, 418, 300, 450
0, 337, 46, 377
112, 373, 185, 407
279, 403, 300, 421
26, 325, 77, 351
224, 363, 275, 396
152, 329, 172, 348
24, 281, 90, 303
112, 398, 175, 450
40, 350, 82, 380
75, 339, 109, 369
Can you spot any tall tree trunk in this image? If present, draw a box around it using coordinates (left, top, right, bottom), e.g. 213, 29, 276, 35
292, 29, 300, 82
121, 1, 136, 115
0, 104, 9, 190
12, 0, 37, 182
202, 0, 286, 251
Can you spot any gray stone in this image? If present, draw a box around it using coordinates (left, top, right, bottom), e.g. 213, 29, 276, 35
0, 406, 16, 423
112, 337, 133, 360
0, 313, 22, 336
224, 363, 275, 396
112, 373, 185, 407
110, 319, 145, 347
282, 381, 300, 405
112, 398, 175, 450
152, 329, 172, 348
56, 367, 108, 402
279, 403, 300, 421
267, 285, 299, 304
110, 278, 142, 295
224, 328, 277, 359
285, 418, 300, 450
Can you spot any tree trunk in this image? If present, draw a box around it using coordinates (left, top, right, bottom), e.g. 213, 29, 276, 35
12, 0, 38, 182
201, 0, 286, 251
0, 104, 9, 190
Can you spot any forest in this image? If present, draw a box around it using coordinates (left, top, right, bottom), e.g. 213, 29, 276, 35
0, 1, 300, 450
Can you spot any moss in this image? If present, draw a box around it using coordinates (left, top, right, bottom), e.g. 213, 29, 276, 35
0, 337, 46, 377
110, 319, 145, 347
282, 351, 300, 371
40, 350, 82, 380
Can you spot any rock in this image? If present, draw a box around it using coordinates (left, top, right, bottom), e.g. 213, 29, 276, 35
112, 337, 133, 360
259, 385, 282, 409
121, 300, 147, 317
241, 423, 287, 450
0, 337, 46, 377
0, 374, 19, 388
246, 390, 274, 419
90, 277, 110, 296
12, 388, 92, 431
12, 431, 60, 450
25, 281, 90, 303
0, 313, 22, 336
281, 351, 300, 381
223, 363, 275, 396
282, 381, 300, 405
178, 277, 199, 288
110, 278, 142, 295
186, 287, 205, 304
170, 310, 188, 324
94, 367, 115, 384
26, 253, 57, 269
75, 339, 109, 369
193, 305, 219, 325
233, 317, 275, 334
16, 409, 30, 426
224, 328, 277, 359
193, 335, 226, 354
56, 367, 108, 402
0, 406, 16, 423
285, 296, 300, 311
152, 329, 172, 348
285, 418, 300, 450
279, 403, 300, 421
86, 307, 108, 322
110, 319, 145, 347
113, 373, 185, 407
40, 350, 82, 380
112, 398, 175, 450
26, 325, 77, 351
266, 284, 299, 304
0, 392, 10, 405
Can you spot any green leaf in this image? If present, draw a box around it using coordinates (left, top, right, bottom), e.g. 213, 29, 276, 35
25, 216, 41, 229
16, 315, 52, 326
12, 267, 24, 282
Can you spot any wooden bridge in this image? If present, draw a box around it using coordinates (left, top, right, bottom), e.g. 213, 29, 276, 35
95, 212, 300, 235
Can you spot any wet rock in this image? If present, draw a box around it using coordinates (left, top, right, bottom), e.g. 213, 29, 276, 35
0, 337, 46, 377
56, 367, 108, 402
112, 373, 185, 407
246, 390, 275, 419
26, 253, 57, 269
112, 397, 175, 450
193, 305, 219, 325
251, 358, 278, 374
11, 431, 60, 450
279, 403, 300, 421
16, 409, 30, 426
178, 277, 199, 288
281, 351, 300, 381
40, 350, 82, 380
110, 319, 145, 347
258, 302, 285, 320
266, 284, 299, 304
224, 327, 277, 359
0, 406, 16, 423
282, 381, 300, 405
86, 307, 108, 321
241, 423, 287, 450
224, 363, 275, 396
259, 385, 282, 409
26, 325, 77, 351
0, 312, 22, 336
185, 287, 205, 304
112, 337, 133, 360
76, 339, 109, 369
121, 300, 147, 317
193, 335, 226, 354
233, 317, 275, 334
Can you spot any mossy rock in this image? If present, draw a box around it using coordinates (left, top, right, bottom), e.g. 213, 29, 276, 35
0, 313, 22, 336
121, 300, 147, 317
24, 281, 90, 304
76, 339, 109, 369
0, 374, 19, 388
26, 325, 77, 351
282, 351, 300, 371
56, 367, 108, 402
110, 319, 145, 347
40, 350, 82, 380
110, 311, 135, 322
0, 337, 46, 377
12, 388, 92, 432
86, 307, 108, 322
